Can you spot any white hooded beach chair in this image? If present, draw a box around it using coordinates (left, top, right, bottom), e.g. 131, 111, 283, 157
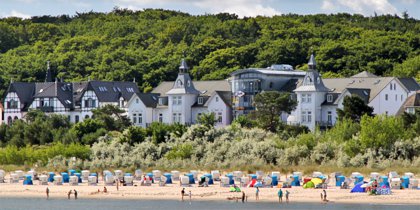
211, 170, 220, 181
39, 175, 48, 185
220, 177, 230, 187
53, 175, 63, 185
171, 171, 180, 181
69, 176, 78, 186
81, 170, 90, 182
180, 176, 190, 187
88, 176, 98, 186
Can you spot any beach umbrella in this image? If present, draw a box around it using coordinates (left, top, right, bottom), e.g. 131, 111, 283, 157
311, 178, 323, 186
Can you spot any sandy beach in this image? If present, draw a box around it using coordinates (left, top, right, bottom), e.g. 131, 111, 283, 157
1, 175, 420, 205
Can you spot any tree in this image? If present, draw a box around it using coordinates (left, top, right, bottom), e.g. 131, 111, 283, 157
253, 91, 297, 132
197, 112, 216, 128
91, 104, 131, 131
337, 95, 374, 122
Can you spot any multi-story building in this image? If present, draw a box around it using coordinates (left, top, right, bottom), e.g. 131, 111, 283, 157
289, 54, 420, 131
229, 64, 306, 118
125, 59, 232, 127
2, 66, 140, 124
397, 90, 420, 115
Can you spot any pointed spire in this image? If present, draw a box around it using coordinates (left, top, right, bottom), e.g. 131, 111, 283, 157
45, 61, 53, 82
308, 54, 316, 70
133, 77, 136, 83
179, 58, 189, 73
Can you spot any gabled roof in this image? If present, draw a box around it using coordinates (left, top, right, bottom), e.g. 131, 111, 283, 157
398, 78, 420, 92
351, 71, 378, 78
73, 82, 89, 106
7, 82, 35, 110
136, 93, 160, 108
166, 73, 200, 95
192, 95, 210, 107
215, 91, 232, 107
397, 91, 420, 115
322, 77, 399, 102
87, 81, 140, 102
279, 78, 301, 92
321, 92, 341, 106
346, 88, 371, 103
34, 82, 74, 108
153, 80, 230, 96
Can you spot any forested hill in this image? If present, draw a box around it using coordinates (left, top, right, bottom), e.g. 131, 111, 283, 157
0, 8, 420, 95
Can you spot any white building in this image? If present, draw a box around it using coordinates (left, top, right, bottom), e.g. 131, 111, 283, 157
3, 76, 140, 125
125, 59, 232, 127
289, 54, 420, 131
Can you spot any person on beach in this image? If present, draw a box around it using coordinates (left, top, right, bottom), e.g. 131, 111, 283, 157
67, 190, 72, 199
285, 190, 290, 203
181, 188, 185, 201
323, 189, 327, 201
278, 189, 283, 203
103, 186, 108, 193
242, 191, 246, 203
189, 190, 192, 204
255, 187, 260, 201
116, 179, 119, 191
74, 189, 78, 200
46, 187, 49, 200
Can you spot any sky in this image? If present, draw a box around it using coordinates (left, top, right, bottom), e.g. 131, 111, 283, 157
0, 0, 419, 20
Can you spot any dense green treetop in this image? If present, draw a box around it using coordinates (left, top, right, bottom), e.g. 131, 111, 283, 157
1, 9, 420, 97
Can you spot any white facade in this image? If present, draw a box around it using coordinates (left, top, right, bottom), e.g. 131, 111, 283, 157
3, 92, 24, 124
368, 79, 408, 116
125, 94, 154, 127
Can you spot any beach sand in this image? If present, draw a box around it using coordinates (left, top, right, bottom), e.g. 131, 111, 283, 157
0, 175, 419, 204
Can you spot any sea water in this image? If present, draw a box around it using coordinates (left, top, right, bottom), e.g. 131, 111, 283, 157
0, 198, 419, 210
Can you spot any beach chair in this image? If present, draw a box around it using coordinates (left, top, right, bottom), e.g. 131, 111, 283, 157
211, 170, 221, 181
370, 172, 380, 181
159, 176, 167, 187
114, 170, 124, 180
0, 170, 5, 183
292, 172, 303, 182
190, 170, 198, 181
409, 179, 418, 189
15, 170, 24, 180
390, 178, 401, 189
53, 175, 63, 185
263, 176, 272, 187
220, 177, 230, 187
404, 172, 414, 179
171, 171, 180, 181
256, 171, 264, 180
105, 175, 115, 186
88, 176, 97, 186
81, 170, 90, 182
153, 170, 162, 182
180, 176, 190, 187
69, 176, 78, 186
240, 177, 250, 187
124, 176, 134, 186
135, 169, 143, 180
271, 172, 280, 181
389, 171, 399, 180
233, 171, 243, 182
38, 175, 48, 185
10, 173, 19, 183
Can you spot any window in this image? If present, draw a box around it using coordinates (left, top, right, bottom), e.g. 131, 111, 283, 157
178, 113, 182, 123
385, 111, 388, 116
301, 94, 307, 103
138, 113, 143, 124
159, 113, 163, 123
217, 112, 222, 123
75, 115, 80, 123
133, 114, 137, 124
301, 111, 307, 122
327, 111, 332, 123
390, 84, 392, 90
216, 97, 219, 102
394, 83, 396, 90
407, 108, 415, 114
7, 116, 12, 124
395, 95, 397, 101
385, 94, 388, 101
307, 94, 312, 103
327, 94, 333, 102
198, 97, 204, 105
307, 111, 312, 122
173, 113, 177, 123
85, 98, 96, 108
136, 99, 139, 104
159, 98, 164, 105
178, 96, 182, 105
8, 99, 18, 109
172, 96, 182, 105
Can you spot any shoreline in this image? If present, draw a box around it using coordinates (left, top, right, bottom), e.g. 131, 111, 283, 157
1, 183, 420, 205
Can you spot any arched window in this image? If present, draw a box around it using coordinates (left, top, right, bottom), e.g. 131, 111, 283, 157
14, 116, 18, 120
85, 115, 90, 119
75, 115, 80, 123
7, 116, 12, 124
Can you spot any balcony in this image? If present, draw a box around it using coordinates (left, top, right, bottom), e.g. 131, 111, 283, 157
316, 121, 333, 129
37, 106, 54, 112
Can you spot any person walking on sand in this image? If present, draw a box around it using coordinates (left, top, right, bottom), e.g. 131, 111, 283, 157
323, 189, 327, 201
46, 187, 49, 200
242, 191, 246, 203
181, 188, 185, 201
255, 187, 260, 201
74, 189, 78, 200
285, 190, 290, 203
67, 190, 72, 199
116, 179, 119, 191
189, 190, 192, 205
278, 188, 283, 203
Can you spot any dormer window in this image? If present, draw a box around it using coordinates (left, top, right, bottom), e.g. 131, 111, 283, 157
327, 94, 333, 102
216, 97, 219, 102
158, 98, 164, 105
198, 97, 204, 104
136, 98, 139, 104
